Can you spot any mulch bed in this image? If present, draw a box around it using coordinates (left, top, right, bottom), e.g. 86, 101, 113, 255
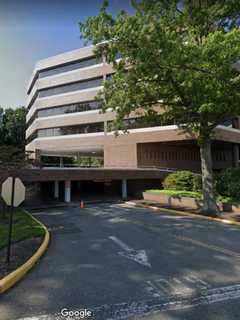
0, 237, 43, 279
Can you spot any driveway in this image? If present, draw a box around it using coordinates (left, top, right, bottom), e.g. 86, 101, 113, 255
1, 202, 240, 320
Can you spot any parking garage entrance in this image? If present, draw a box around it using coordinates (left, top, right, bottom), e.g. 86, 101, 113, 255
71, 180, 122, 201
39, 180, 123, 203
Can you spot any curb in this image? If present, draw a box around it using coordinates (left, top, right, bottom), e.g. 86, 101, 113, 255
125, 201, 240, 228
0, 211, 50, 294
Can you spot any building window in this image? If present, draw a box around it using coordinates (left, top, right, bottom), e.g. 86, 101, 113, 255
106, 73, 114, 80
26, 131, 38, 145
27, 56, 103, 95
39, 56, 103, 78
38, 101, 102, 118
38, 77, 103, 98
27, 101, 102, 128
107, 117, 174, 132
37, 122, 104, 138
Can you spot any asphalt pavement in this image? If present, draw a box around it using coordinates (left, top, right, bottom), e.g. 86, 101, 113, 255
1, 202, 240, 320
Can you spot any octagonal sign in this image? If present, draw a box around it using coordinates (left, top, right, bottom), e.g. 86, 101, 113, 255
1, 177, 26, 207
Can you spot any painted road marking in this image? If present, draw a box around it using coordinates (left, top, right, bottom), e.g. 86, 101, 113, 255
109, 236, 151, 268
19, 283, 240, 320
112, 215, 240, 260
92, 283, 240, 318
183, 275, 210, 290
145, 275, 211, 299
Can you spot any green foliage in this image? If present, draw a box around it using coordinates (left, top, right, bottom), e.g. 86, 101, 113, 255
0, 145, 27, 169
215, 168, 240, 199
74, 157, 104, 167
0, 107, 26, 148
41, 156, 74, 166
80, 1, 240, 143
192, 173, 202, 192
0, 209, 45, 249
145, 189, 202, 200
145, 189, 240, 204
163, 171, 201, 192
80, 1, 240, 212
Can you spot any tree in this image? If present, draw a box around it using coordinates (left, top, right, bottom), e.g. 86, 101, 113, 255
0, 107, 27, 178
0, 145, 27, 169
80, 0, 240, 215
0, 107, 27, 148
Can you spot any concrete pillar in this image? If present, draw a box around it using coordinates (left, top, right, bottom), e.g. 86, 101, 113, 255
54, 181, 59, 199
35, 149, 41, 162
60, 157, 64, 168
233, 144, 239, 167
64, 180, 71, 203
122, 179, 127, 200
77, 181, 81, 190
104, 121, 108, 135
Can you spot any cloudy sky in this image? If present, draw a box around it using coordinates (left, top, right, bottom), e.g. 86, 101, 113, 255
0, 0, 133, 109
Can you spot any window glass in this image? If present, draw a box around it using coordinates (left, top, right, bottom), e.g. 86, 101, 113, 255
38, 77, 103, 98
39, 56, 103, 78
107, 118, 174, 131
37, 122, 104, 138
37, 101, 102, 118
106, 74, 114, 80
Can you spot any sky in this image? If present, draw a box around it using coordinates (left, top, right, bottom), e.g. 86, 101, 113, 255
0, 0, 133, 109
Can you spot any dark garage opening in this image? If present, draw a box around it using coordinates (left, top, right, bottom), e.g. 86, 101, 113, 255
71, 180, 122, 201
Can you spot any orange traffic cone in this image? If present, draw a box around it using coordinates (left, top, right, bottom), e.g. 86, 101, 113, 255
80, 200, 84, 209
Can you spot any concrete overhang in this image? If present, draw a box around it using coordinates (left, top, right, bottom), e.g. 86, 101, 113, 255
0, 167, 170, 183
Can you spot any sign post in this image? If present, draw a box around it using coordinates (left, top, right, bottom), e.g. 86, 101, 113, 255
1, 177, 26, 264
6, 177, 16, 264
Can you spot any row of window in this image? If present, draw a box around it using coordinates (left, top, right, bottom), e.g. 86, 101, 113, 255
27, 76, 104, 111
27, 100, 102, 127
28, 56, 103, 94
38, 122, 104, 138
39, 56, 103, 79
38, 77, 103, 98
26, 117, 174, 144
38, 101, 102, 118
107, 117, 175, 131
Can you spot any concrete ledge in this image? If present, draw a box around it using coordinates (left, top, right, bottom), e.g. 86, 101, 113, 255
143, 192, 240, 213
127, 200, 240, 227
143, 192, 203, 211
0, 211, 50, 294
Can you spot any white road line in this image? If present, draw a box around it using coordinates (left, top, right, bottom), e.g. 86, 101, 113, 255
17, 283, 240, 320
109, 236, 151, 268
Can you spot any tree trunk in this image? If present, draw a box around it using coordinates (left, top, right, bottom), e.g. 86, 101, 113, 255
199, 139, 219, 216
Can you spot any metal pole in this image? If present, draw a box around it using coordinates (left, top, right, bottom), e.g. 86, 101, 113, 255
6, 177, 15, 264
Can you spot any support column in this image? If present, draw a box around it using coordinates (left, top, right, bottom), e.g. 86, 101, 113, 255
122, 179, 128, 200
233, 144, 239, 167
77, 181, 81, 191
60, 157, 64, 168
64, 180, 71, 203
54, 181, 59, 199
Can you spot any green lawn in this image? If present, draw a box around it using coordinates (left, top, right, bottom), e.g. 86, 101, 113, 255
0, 209, 45, 250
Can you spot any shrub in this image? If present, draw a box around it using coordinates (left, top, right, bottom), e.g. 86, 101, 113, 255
163, 170, 201, 191
192, 174, 202, 192
215, 168, 240, 199
145, 189, 202, 199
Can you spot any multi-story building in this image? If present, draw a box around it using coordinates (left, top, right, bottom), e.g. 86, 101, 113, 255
25, 45, 240, 201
